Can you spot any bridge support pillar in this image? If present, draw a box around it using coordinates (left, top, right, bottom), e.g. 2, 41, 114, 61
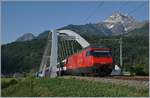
49, 29, 58, 77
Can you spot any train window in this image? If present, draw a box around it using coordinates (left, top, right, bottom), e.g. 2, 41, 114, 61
92, 50, 112, 57
86, 50, 112, 57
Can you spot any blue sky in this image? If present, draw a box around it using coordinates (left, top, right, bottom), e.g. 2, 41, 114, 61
2, 1, 149, 43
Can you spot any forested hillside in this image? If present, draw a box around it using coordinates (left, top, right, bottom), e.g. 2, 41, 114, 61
1, 23, 149, 76
2, 39, 47, 75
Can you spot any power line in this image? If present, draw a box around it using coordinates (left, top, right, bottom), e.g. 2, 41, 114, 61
116, 2, 129, 12
84, 2, 104, 23
124, 2, 148, 32
128, 2, 148, 15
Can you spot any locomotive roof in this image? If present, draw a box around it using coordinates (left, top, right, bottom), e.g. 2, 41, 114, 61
85, 44, 108, 49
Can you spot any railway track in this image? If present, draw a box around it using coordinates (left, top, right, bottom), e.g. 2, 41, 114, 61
63, 76, 149, 89
104, 76, 149, 81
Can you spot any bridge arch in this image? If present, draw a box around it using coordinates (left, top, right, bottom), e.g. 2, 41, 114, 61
58, 29, 90, 48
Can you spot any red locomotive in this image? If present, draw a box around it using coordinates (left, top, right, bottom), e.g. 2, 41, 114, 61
64, 45, 114, 76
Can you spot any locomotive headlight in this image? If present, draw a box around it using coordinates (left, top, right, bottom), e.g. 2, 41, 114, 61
63, 66, 67, 71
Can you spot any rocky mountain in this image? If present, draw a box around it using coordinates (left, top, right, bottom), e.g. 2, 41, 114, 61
36, 30, 50, 39
60, 23, 112, 37
104, 11, 145, 35
124, 22, 149, 37
16, 33, 35, 42
16, 12, 146, 41
59, 11, 146, 37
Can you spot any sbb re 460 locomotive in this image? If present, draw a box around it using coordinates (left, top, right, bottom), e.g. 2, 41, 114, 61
62, 45, 114, 76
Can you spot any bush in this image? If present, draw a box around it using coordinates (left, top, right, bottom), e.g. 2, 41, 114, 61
134, 67, 146, 76
9, 79, 18, 85
1, 78, 18, 89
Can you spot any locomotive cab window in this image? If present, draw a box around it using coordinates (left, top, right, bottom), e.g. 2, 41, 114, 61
86, 50, 112, 57
92, 50, 112, 57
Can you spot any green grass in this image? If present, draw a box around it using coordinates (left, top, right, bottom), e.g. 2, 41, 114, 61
1, 77, 149, 97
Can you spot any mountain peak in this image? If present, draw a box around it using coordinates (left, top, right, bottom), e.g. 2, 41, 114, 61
16, 33, 35, 42
103, 11, 143, 35
104, 11, 135, 25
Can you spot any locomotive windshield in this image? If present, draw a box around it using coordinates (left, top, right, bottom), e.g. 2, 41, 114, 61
86, 50, 112, 57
